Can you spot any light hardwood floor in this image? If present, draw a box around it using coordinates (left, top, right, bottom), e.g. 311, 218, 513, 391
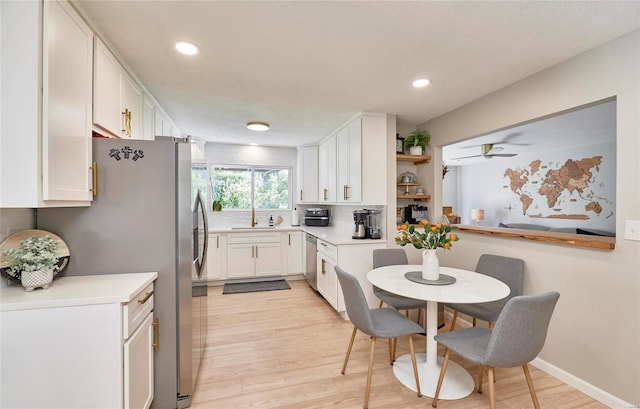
191, 280, 607, 409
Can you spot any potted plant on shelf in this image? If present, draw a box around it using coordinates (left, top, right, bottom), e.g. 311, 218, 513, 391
1, 235, 60, 291
404, 128, 431, 155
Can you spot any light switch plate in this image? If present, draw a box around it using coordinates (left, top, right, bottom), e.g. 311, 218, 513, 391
624, 220, 640, 241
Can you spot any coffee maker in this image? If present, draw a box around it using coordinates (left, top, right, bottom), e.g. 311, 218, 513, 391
366, 209, 382, 239
352, 210, 368, 239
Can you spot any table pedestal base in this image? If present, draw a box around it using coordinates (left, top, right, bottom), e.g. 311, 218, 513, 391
393, 353, 475, 399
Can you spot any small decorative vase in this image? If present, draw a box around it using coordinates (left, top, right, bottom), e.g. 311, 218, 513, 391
409, 146, 423, 156
422, 249, 440, 281
21, 269, 53, 292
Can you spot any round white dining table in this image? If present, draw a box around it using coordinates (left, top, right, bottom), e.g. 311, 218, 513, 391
367, 264, 510, 400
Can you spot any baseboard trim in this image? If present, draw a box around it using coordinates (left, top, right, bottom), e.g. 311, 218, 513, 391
530, 357, 634, 409
443, 310, 634, 408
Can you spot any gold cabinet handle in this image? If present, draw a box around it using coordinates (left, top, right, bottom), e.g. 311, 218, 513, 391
321, 259, 326, 275
255, 246, 258, 258
288, 234, 291, 246
122, 108, 132, 137
323, 188, 328, 201
216, 236, 219, 248
90, 162, 98, 197
300, 190, 303, 201
152, 318, 159, 351
344, 185, 350, 200
138, 290, 154, 304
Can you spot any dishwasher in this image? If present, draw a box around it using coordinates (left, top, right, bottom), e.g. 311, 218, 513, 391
305, 233, 318, 291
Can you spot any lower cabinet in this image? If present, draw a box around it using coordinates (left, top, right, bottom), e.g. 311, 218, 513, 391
226, 232, 283, 279
316, 240, 386, 319
0, 274, 156, 409
124, 313, 154, 409
286, 231, 304, 275
207, 233, 227, 280
208, 231, 306, 280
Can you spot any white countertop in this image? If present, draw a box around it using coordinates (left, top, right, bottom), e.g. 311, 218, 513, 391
209, 225, 387, 245
0, 272, 158, 312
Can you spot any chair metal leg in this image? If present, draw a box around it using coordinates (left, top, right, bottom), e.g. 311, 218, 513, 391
388, 339, 394, 365
405, 310, 410, 318
407, 335, 422, 397
417, 308, 422, 325
449, 311, 458, 331
341, 326, 357, 374
472, 317, 477, 327
488, 367, 496, 409
364, 337, 377, 409
523, 364, 541, 409
432, 348, 451, 408
478, 365, 484, 394
392, 337, 397, 362
378, 300, 384, 308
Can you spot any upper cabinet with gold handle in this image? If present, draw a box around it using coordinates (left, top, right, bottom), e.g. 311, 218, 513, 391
93, 37, 143, 140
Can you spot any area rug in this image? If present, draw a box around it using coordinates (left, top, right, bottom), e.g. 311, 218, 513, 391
222, 279, 291, 294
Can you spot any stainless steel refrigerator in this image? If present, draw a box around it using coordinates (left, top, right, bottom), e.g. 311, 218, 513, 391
37, 136, 209, 409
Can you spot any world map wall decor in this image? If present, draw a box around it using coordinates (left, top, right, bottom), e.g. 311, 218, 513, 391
503, 156, 613, 220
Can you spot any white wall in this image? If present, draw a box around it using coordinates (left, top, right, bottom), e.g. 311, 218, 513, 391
420, 30, 640, 406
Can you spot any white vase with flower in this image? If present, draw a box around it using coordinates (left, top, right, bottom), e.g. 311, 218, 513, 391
395, 214, 459, 281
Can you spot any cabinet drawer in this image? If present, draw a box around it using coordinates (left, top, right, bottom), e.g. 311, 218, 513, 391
123, 283, 154, 339
317, 239, 337, 261
227, 232, 281, 244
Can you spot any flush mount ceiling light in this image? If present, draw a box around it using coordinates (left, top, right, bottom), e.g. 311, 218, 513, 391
412, 78, 430, 88
246, 122, 270, 131
175, 41, 199, 55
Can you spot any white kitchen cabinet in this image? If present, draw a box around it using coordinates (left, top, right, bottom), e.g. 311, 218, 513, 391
227, 232, 283, 278
154, 107, 175, 137
337, 118, 362, 203
0, 273, 157, 409
124, 313, 154, 409
297, 145, 319, 203
317, 239, 339, 309
142, 93, 156, 140
206, 233, 227, 280
0, 0, 93, 207
316, 239, 386, 319
286, 231, 303, 275
93, 38, 144, 140
318, 134, 337, 203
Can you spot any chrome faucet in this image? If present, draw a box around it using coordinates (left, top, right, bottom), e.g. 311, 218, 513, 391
251, 207, 258, 227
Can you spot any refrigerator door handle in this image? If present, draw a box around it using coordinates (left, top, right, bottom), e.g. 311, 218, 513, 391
196, 190, 209, 279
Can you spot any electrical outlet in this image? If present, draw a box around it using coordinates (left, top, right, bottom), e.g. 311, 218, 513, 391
624, 220, 640, 241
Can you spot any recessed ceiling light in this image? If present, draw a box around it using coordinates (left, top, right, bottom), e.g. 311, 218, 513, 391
175, 41, 199, 55
412, 78, 430, 88
247, 122, 270, 131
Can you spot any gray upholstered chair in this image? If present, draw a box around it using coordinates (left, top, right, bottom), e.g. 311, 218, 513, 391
335, 265, 423, 409
432, 291, 560, 409
447, 254, 524, 331
372, 248, 424, 313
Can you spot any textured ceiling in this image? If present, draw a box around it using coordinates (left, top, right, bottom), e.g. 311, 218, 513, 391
73, 1, 639, 148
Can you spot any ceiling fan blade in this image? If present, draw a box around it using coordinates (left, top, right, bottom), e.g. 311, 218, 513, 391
486, 146, 504, 154
487, 153, 517, 157
451, 154, 482, 160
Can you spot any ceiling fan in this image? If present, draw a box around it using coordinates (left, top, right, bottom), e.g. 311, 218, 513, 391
452, 143, 518, 160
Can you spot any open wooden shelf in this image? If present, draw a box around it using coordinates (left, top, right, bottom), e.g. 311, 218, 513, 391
396, 154, 431, 165
397, 194, 431, 201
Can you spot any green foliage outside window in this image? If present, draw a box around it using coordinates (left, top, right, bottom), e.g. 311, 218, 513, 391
210, 166, 290, 210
